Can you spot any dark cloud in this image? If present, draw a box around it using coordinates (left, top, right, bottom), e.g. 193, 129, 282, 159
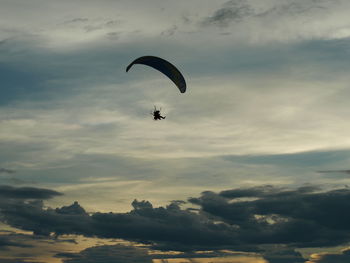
0, 198, 239, 249
0, 231, 83, 263
56, 244, 152, 263
0, 235, 30, 250
55, 201, 87, 215
57, 244, 265, 262
189, 186, 350, 247
87, 199, 241, 250
0, 168, 15, 174
0, 260, 42, 263
202, 0, 333, 27
0, 185, 349, 254
0, 185, 62, 199
220, 185, 319, 199
202, 0, 253, 27
262, 249, 305, 263
308, 248, 350, 263
0, 199, 89, 236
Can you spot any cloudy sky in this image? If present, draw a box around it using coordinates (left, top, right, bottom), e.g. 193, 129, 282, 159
2, 0, 350, 262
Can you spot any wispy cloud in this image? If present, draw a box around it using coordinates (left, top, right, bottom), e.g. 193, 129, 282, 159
317, 169, 350, 174
201, 0, 254, 27
201, 0, 336, 27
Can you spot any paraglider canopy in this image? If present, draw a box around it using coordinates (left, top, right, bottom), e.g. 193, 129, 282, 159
126, 56, 186, 93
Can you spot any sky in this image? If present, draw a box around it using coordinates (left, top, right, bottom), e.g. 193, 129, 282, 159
1, 0, 350, 262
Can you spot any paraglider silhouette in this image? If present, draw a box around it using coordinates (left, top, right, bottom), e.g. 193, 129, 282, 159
126, 56, 187, 93
150, 106, 166, 121
126, 56, 186, 120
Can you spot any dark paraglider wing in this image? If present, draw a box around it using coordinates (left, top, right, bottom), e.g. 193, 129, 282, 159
126, 56, 186, 93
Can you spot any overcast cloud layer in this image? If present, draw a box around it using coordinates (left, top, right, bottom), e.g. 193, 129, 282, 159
2, 0, 350, 262
2, 0, 350, 161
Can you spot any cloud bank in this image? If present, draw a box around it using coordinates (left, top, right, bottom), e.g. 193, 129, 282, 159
1, 184, 350, 262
